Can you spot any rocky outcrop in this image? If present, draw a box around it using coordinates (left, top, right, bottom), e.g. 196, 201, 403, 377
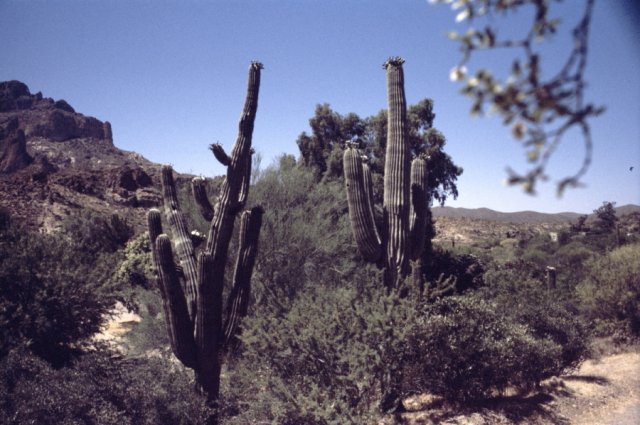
0, 81, 33, 111
0, 117, 32, 173
0, 80, 164, 233
0, 80, 112, 144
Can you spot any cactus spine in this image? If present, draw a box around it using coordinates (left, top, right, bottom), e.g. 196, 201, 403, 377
147, 62, 264, 411
344, 58, 429, 289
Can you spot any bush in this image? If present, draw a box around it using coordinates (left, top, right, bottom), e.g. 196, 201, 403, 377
0, 219, 115, 365
482, 266, 590, 368
62, 211, 134, 256
232, 278, 414, 424
577, 243, 640, 336
405, 297, 565, 400
229, 263, 589, 423
422, 247, 484, 296
0, 346, 213, 425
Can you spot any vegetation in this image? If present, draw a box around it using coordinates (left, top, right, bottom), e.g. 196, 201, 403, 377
0, 60, 637, 423
1, 162, 638, 424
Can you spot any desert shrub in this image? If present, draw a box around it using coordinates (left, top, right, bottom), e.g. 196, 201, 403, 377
422, 247, 484, 295
232, 277, 414, 424
480, 268, 590, 369
62, 210, 134, 256
108, 232, 156, 296
404, 296, 565, 401
577, 243, 640, 336
0, 218, 114, 365
0, 346, 213, 425
229, 264, 588, 423
122, 288, 170, 356
553, 240, 596, 288
249, 156, 357, 310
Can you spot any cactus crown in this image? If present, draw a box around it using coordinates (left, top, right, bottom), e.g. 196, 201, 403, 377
383, 56, 405, 69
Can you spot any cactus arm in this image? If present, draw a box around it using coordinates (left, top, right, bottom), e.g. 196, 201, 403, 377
147, 208, 164, 293
223, 206, 264, 347
209, 143, 231, 166
192, 177, 215, 221
161, 165, 199, 321
409, 156, 429, 260
155, 234, 198, 368
194, 252, 223, 401
344, 147, 382, 262
206, 62, 262, 257
237, 148, 253, 210
383, 57, 411, 286
147, 208, 175, 315
362, 158, 376, 220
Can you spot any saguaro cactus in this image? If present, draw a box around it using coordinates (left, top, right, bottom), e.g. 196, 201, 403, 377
344, 58, 429, 289
147, 61, 264, 410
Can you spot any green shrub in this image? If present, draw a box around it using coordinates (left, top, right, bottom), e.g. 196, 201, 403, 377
423, 247, 484, 295
62, 211, 134, 256
577, 243, 640, 336
233, 279, 413, 424
482, 265, 590, 368
229, 263, 589, 422
0, 347, 213, 425
404, 296, 565, 400
0, 219, 114, 365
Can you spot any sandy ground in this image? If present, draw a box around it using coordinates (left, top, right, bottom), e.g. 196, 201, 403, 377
558, 352, 640, 425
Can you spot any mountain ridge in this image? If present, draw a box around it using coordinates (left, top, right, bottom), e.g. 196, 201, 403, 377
431, 205, 640, 224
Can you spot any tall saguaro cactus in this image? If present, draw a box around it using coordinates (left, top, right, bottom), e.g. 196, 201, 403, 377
147, 61, 264, 410
344, 57, 429, 289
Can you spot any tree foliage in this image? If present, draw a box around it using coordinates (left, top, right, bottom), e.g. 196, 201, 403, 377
592, 201, 618, 234
432, 0, 604, 195
296, 100, 463, 205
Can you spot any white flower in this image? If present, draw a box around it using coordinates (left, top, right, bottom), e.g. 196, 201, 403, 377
455, 9, 470, 22
449, 65, 467, 81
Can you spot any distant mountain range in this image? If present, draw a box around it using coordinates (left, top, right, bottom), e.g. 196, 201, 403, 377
431, 205, 640, 224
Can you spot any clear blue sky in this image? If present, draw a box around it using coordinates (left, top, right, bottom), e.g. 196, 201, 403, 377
1, 0, 638, 213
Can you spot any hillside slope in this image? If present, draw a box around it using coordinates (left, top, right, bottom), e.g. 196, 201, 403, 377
0, 80, 164, 231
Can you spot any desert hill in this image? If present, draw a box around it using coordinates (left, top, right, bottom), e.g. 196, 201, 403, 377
432, 205, 640, 224
0, 80, 164, 232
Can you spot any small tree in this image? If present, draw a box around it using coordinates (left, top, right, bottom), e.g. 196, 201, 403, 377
593, 201, 618, 234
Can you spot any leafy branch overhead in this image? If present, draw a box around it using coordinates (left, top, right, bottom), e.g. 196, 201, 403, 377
432, 0, 604, 195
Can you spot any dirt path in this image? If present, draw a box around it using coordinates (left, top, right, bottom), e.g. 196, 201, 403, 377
396, 349, 640, 424
555, 351, 640, 425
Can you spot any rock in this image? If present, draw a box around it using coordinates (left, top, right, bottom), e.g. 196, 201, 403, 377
109, 166, 153, 192
1, 80, 110, 142
103, 121, 113, 145
54, 99, 75, 113
0, 80, 31, 112
0, 80, 166, 234
0, 118, 32, 173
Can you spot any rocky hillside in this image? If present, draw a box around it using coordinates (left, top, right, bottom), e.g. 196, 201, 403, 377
0, 80, 163, 232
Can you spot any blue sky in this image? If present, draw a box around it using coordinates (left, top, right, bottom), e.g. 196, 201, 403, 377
1, 0, 638, 213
